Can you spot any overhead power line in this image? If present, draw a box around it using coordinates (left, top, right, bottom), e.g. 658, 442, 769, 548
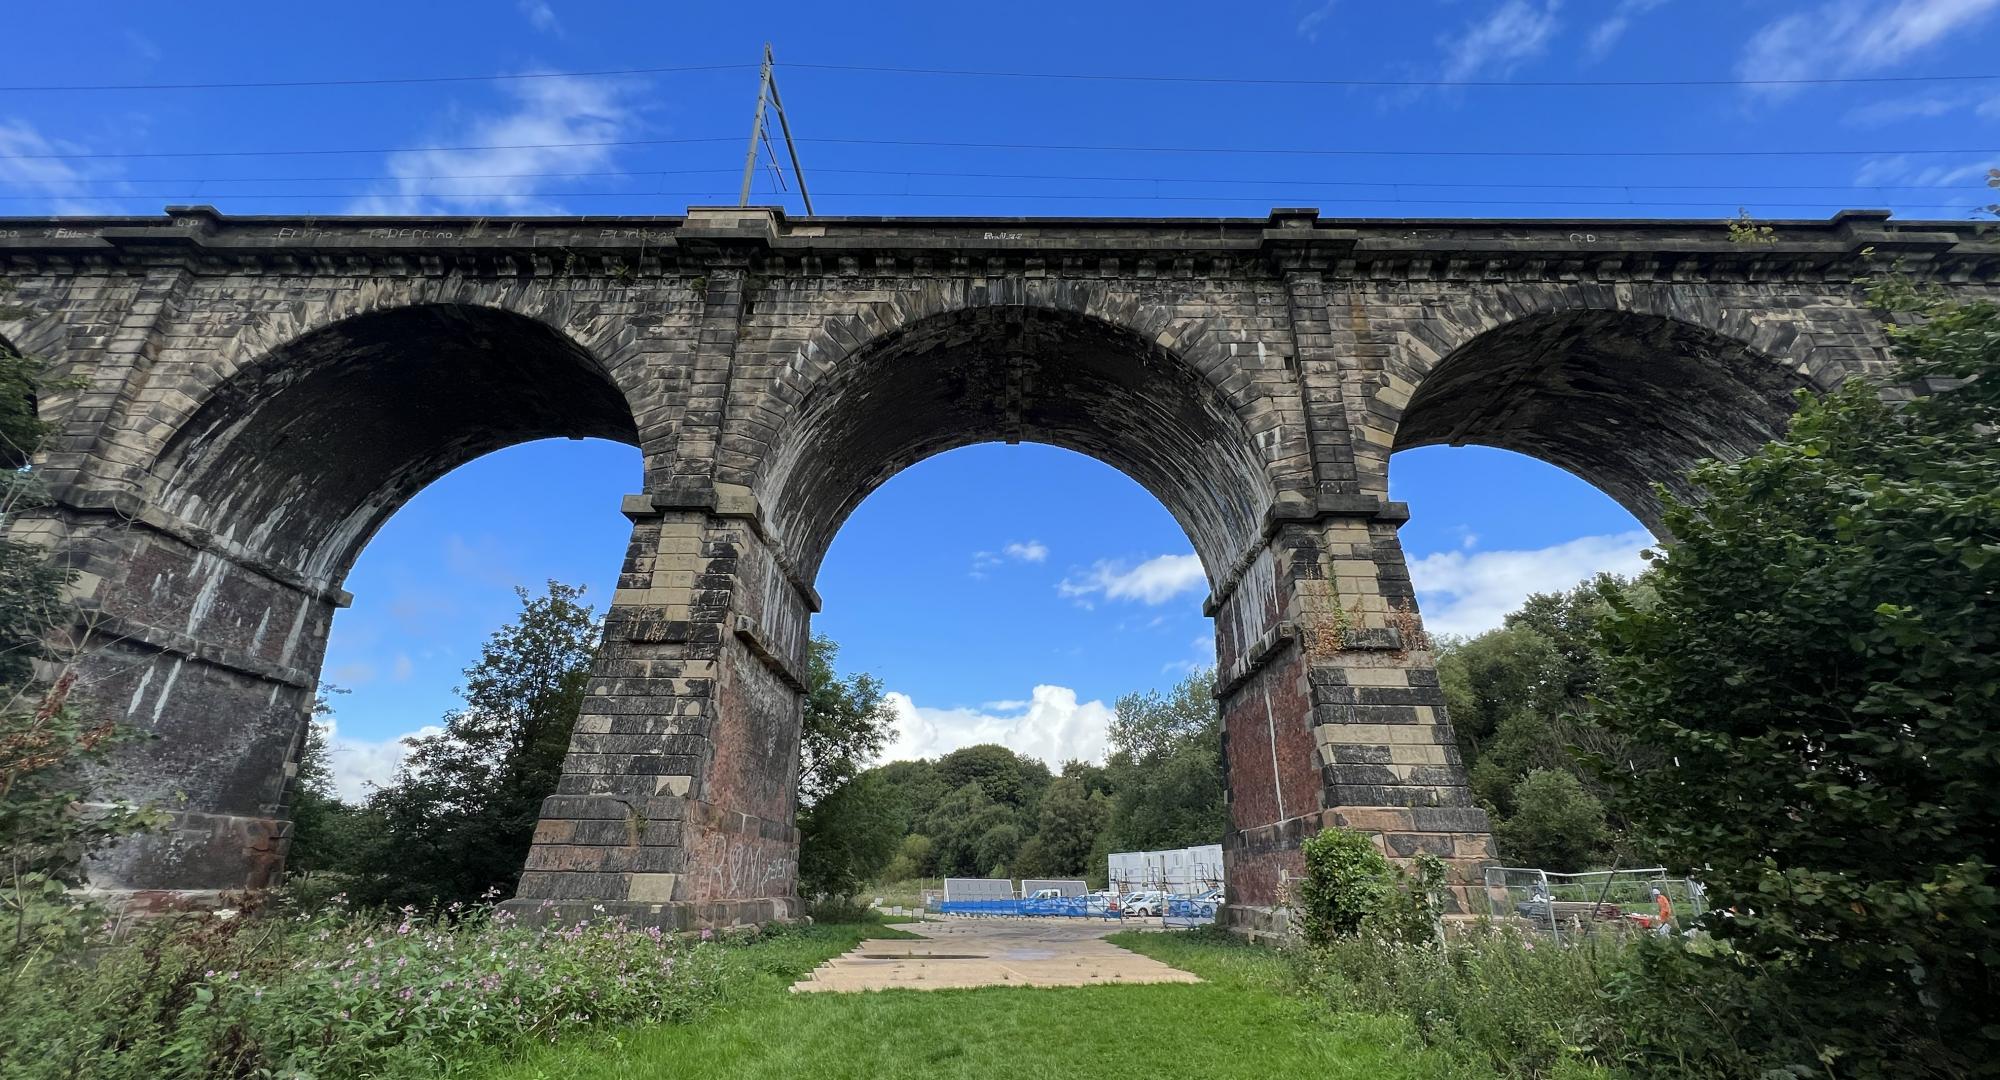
3, 59, 1999, 93
0, 64, 750, 93
4, 169, 1990, 194
798, 137, 2000, 160
0, 137, 741, 161
5, 136, 1996, 163
782, 61, 2000, 90
0, 190, 1981, 211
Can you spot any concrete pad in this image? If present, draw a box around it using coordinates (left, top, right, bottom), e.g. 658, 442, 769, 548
791, 917, 1202, 993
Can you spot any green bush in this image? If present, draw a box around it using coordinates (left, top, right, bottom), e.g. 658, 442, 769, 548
0, 896, 725, 1079
1294, 826, 1446, 947
1295, 827, 1395, 945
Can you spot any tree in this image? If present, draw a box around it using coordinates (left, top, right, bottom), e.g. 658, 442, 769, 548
1107, 671, 1215, 762
878, 833, 933, 883
870, 758, 946, 853
796, 772, 900, 903
1014, 775, 1108, 877
1101, 669, 1227, 852
924, 781, 1020, 878
1596, 283, 2000, 1075
283, 689, 380, 878
793, 635, 897, 904
1435, 579, 1656, 863
1491, 768, 1607, 871
798, 636, 893, 806
356, 582, 599, 907
934, 743, 1040, 810
1437, 625, 1564, 785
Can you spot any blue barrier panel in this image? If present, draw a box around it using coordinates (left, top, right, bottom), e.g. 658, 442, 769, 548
1164, 898, 1218, 925
937, 898, 1121, 920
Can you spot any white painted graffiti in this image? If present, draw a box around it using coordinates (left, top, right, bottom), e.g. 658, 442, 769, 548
364, 227, 457, 240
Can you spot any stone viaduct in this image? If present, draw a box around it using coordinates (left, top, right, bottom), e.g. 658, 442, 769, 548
2, 205, 1993, 929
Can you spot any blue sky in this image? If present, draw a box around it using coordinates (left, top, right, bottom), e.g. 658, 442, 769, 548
3, 1, 1995, 796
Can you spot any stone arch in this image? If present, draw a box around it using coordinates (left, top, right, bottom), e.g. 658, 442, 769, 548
146, 300, 645, 590
142, 276, 664, 500
1378, 294, 1831, 534
749, 299, 1284, 585
73, 299, 651, 896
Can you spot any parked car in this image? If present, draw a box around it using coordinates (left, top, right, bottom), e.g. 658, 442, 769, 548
1124, 891, 1167, 917
1188, 887, 1224, 905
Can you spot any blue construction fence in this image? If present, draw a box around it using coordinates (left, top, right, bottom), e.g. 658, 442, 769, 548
936, 897, 1119, 919
930, 896, 1218, 923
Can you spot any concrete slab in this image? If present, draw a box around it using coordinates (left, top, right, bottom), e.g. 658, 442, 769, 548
791, 918, 1202, 993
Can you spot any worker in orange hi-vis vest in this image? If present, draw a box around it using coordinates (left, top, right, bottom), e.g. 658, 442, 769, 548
1650, 888, 1675, 935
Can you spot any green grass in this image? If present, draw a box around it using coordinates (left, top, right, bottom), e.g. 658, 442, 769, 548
487, 925, 1478, 1080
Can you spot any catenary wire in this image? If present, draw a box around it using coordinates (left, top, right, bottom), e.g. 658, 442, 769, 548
3, 167, 1991, 194
5, 136, 1998, 162
4, 59, 2000, 93
0, 190, 1983, 210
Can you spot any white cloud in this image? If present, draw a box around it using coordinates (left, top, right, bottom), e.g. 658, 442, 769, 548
971, 539, 1050, 577
0, 120, 127, 215
1840, 89, 2000, 125
319, 719, 442, 802
1739, 0, 2000, 96
1408, 531, 1654, 638
518, 0, 560, 34
1163, 633, 1219, 676
1003, 540, 1049, 563
391, 653, 414, 682
1439, 0, 1563, 82
347, 76, 636, 214
1853, 153, 2000, 208
1586, 0, 1667, 60
1058, 553, 1207, 606
1298, 1, 1338, 43
883, 685, 1117, 766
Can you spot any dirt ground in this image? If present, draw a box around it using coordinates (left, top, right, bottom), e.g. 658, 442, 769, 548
791, 917, 1204, 992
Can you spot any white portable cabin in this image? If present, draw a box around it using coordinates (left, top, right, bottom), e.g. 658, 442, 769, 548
1018, 878, 1089, 898
1107, 843, 1224, 894
942, 877, 1015, 902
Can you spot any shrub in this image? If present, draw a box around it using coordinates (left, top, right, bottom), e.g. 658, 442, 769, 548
0, 896, 725, 1079
1294, 827, 1395, 945
1294, 827, 1446, 947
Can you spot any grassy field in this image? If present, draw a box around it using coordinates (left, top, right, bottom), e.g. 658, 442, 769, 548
489, 924, 1477, 1080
